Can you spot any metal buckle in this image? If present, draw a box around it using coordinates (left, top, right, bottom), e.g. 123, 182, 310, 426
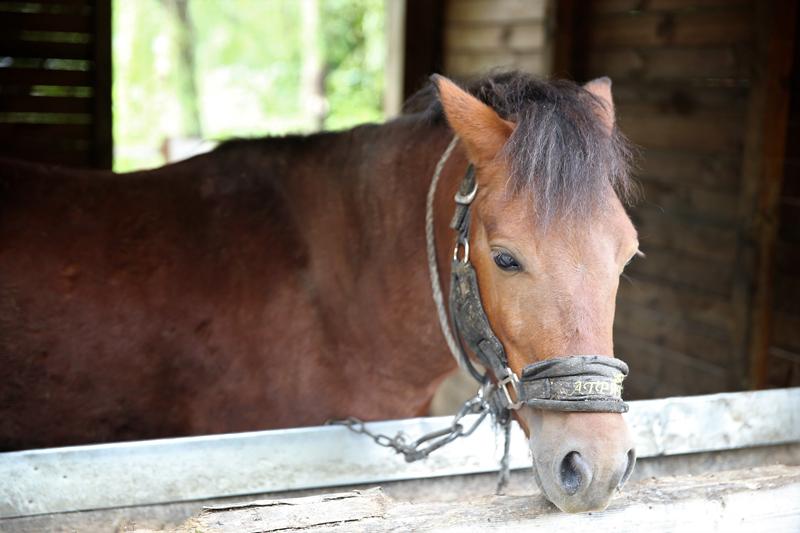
454, 182, 478, 205
498, 369, 524, 410
453, 239, 470, 263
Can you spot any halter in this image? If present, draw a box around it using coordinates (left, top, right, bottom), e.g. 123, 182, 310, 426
427, 136, 630, 421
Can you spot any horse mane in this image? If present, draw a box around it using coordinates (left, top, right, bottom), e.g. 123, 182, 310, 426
404, 71, 637, 222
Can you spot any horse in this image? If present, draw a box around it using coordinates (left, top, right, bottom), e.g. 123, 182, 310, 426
0, 72, 639, 513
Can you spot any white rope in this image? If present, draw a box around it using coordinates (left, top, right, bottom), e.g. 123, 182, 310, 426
426, 135, 467, 371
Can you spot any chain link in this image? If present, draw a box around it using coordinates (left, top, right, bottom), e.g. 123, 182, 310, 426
327, 381, 495, 463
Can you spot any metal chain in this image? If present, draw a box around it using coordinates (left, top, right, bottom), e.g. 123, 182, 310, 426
327, 380, 495, 463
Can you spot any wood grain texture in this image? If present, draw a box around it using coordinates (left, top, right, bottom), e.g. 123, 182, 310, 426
169, 466, 800, 532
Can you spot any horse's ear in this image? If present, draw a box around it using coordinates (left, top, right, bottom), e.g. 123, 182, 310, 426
583, 77, 616, 134
432, 74, 514, 164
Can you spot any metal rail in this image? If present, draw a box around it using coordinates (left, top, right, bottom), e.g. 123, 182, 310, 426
1, 387, 798, 518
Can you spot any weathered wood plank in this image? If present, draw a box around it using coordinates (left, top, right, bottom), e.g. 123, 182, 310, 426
611, 82, 749, 111
173, 467, 800, 533
0, 95, 92, 114
630, 209, 737, 262
0, 12, 92, 33
0, 39, 92, 60
587, 0, 754, 15
614, 332, 729, 395
586, 46, 754, 81
0, 67, 92, 86
446, 51, 545, 77
446, 0, 547, 24
633, 148, 741, 191
623, 246, 733, 297
616, 274, 733, 331
614, 302, 731, 366
772, 311, 800, 354
618, 103, 746, 155
588, 10, 755, 48
636, 179, 740, 224
445, 22, 545, 52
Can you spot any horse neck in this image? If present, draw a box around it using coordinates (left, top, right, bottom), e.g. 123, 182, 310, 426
283, 117, 464, 387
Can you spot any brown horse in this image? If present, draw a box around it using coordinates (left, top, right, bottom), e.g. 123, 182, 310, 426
0, 72, 639, 513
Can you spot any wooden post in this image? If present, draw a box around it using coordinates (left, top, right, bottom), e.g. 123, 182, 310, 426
402, 0, 444, 101
732, 0, 797, 390
92, 0, 113, 169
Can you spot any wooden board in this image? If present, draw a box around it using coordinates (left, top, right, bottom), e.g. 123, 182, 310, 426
445, 0, 547, 24
586, 46, 754, 81
162, 466, 800, 533
588, 10, 755, 48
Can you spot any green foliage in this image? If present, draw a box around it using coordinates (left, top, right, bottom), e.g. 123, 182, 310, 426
113, 0, 386, 172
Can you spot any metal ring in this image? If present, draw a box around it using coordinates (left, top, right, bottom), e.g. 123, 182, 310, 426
453, 240, 470, 264
454, 182, 478, 205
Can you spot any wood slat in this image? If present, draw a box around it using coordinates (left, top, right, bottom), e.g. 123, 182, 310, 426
445, 22, 545, 52
611, 82, 749, 111
0, 122, 92, 141
617, 274, 733, 331
0, 38, 92, 60
588, 0, 754, 15
0, 95, 92, 113
614, 302, 731, 367
0, 67, 92, 86
587, 46, 754, 81
775, 240, 800, 275
0, 148, 93, 167
588, 10, 755, 48
624, 246, 733, 297
636, 179, 740, 225
614, 332, 729, 395
631, 209, 737, 262
778, 201, 800, 243
0, 12, 92, 33
773, 276, 800, 315
445, 50, 545, 77
634, 148, 742, 191
771, 311, 800, 354
446, 0, 547, 24
618, 103, 746, 155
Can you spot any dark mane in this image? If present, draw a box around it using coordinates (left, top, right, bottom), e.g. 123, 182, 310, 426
404, 72, 637, 222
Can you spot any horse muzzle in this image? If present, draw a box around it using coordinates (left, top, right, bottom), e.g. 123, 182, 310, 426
525, 410, 636, 513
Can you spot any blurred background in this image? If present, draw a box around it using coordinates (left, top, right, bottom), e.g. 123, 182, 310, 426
0, 0, 797, 412
113, 0, 388, 172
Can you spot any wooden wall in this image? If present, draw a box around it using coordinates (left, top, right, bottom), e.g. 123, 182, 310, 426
443, 0, 554, 79
555, 0, 797, 399
0, 0, 112, 169
766, 3, 800, 389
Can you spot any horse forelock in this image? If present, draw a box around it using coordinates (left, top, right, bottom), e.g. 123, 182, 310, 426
404, 71, 638, 224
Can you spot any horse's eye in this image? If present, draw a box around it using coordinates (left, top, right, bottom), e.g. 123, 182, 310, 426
493, 251, 521, 271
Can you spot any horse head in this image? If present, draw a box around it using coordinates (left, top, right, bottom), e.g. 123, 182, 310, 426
434, 75, 638, 513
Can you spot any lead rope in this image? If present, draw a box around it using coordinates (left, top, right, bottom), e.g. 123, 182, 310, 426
424, 134, 512, 494
425, 134, 464, 370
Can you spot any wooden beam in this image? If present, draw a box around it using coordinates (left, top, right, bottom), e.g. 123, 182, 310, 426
90, 0, 112, 169
731, 0, 797, 390
402, 0, 444, 100
165, 466, 800, 533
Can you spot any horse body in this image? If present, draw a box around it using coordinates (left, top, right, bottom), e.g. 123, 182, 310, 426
1, 73, 639, 513
0, 119, 457, 449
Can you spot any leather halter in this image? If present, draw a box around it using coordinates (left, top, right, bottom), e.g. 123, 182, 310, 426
444, 162, 630, 419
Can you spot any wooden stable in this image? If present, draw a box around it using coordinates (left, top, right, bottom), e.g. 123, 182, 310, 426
0, 0, 112, 168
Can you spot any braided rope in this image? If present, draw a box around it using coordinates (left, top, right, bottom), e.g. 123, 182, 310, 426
425, 135, 466, 371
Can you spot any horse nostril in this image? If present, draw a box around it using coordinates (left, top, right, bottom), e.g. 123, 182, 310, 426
619, 448, 636, 488
559, 451, 582, 496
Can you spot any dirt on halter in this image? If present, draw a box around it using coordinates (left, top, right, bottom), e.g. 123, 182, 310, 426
1, 72, 639, 514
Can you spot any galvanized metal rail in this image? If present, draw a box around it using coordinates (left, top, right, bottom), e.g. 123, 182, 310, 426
1, 388, 798, 519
